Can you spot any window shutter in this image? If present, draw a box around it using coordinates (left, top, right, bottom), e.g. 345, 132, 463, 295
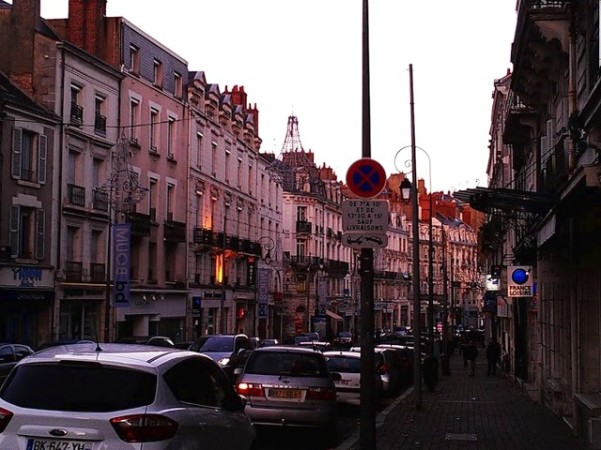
12, 128, 22, 179
9, 205, 20, 258
37, 135, 47, 184
36, 209, 45, 260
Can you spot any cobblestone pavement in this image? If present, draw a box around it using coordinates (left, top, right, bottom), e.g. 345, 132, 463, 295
337, 353, 585, 449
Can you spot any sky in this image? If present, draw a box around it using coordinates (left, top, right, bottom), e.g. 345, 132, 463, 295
38, 0, 517, 194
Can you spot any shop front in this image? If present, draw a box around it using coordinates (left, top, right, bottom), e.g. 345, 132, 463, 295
0, 266, 55, 348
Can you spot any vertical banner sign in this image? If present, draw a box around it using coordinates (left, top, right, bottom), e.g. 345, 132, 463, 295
257, 268, 270, 318
318, 277, 327, 315
112, 223, 131, 307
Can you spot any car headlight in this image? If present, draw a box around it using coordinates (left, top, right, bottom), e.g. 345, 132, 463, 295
217, 357, 230, 366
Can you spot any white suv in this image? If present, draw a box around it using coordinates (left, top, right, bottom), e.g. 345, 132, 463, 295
0, 342, 257, 450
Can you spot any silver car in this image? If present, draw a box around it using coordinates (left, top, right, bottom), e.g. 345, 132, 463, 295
0, 343, 257, 450
235, 346, 339, 446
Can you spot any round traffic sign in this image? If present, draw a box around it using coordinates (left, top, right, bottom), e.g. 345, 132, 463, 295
346, 158, 387, 198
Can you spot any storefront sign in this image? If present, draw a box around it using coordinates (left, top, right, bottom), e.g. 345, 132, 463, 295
257, 268, 270, 318
112, 223, 131, 307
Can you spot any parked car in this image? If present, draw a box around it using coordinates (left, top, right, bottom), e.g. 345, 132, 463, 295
0, 343, 257, 450
297, 340, 332, 352
0, 343, 34, 385
36, 339, 95, 350
145, 336, 175, 347
235, 345, 339, 446
376, 343, 415, 387
323, 350, 383, 407
374, 347, 403, 395
190, 334, 254, 383
333, 331, 353, 348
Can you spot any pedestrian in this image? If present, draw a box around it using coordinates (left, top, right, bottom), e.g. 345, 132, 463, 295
486, 338, 501, 376
464, 339, 478, 376
459, 335, 469, 368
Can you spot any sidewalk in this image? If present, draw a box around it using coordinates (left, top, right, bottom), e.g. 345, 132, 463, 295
338, 352, 585, 449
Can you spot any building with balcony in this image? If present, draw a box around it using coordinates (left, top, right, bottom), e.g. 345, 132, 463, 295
456, 1, 601, 445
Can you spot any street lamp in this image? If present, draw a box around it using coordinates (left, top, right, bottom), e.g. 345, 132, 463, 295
395, 145, 434, 354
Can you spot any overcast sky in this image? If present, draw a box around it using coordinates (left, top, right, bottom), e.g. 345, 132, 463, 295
39, 0, 517, 193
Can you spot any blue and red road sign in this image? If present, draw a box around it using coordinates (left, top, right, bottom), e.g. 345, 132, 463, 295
346, 158, 387, 198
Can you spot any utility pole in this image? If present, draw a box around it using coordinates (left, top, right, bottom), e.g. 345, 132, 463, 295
221, 215, 227, 334
359, 1, 376, 448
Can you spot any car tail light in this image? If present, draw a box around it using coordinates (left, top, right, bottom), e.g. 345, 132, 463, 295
306, 387, 336, 401
377, 363, 390, 375
0, 407, 13, 433
236, 382, 264, 397
110, 414, 178, 442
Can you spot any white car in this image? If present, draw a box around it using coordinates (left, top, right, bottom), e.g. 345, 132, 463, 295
323, 350, 383, 407
0, 343, 257, 450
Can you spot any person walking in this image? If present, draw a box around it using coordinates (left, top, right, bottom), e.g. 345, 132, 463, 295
486, 338, 501, 376
464, 339, 478, 376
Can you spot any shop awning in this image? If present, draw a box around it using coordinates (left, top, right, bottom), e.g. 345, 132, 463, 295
326, 310, 343, 321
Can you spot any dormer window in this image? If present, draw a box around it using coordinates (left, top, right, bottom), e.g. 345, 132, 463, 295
153, 59, 163, 87
129, 45, 140, 74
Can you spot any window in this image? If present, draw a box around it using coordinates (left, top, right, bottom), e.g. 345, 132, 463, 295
167, 117, 175, 159
196, 132, 203, 168
297, 206, 307, 222
211, 141, 217, 176
94, 95, 106, 134
149, 178, 158, 221
129, 45, 140, 74
225, 147, 231, 182
166, 183, 174, 221
153, 59, 163, 86
150, 108, 159, 152
11, 128, 47, 184
9, 205, 45, 260
129, 98, 140, 144
70, 85, 83, 124
174, 72, 182, 97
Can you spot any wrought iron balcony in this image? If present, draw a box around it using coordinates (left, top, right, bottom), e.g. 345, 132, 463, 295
67, 184, 86, 207
94, 114, 107, 134
70, 103, 83, 125
193, 227, 215, 246
90, 263, 106, 283
296, 220, 312, 234
164, 219, 186, 243
65, 260, 83, 282
126, 212, 151, 236
93, 188, 109, 211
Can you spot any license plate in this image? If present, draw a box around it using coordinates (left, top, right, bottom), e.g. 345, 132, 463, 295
269, 388, 302, 399
26, 439, 92, 450
337, 379, 351, 386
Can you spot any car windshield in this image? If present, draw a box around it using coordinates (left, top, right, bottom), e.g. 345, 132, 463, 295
198, 336, 234, 352
0, 363, 156, 412
325, 356, 360, 373
245, 351, 328, 377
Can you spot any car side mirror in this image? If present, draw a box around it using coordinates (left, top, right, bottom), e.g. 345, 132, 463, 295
330, 372, 342, 382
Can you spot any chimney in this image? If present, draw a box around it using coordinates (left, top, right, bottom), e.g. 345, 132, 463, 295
2, 0, 41, 95
68, 0, 107, 57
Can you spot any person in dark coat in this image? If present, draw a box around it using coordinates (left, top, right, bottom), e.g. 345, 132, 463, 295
463, 340, 478, 376
486, 338, 501, 376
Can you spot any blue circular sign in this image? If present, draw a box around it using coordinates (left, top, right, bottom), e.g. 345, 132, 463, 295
511, 268, 529, 285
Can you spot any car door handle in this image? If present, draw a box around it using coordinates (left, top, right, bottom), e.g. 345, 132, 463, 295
198, 421, 208, 430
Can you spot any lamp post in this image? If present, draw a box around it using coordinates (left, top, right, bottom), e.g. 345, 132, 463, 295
395, 144, 434, 355
256, 236, 275, 338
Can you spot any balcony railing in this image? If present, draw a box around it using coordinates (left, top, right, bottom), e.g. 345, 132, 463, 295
65, 260, 83, 282
296, 220, 312, 234
93, 188, 109, 211
94, 114, 107, 134
70, 103, 83, 125
126, 212, 151, 236
193, 227, 215, 246
90, 263, 106, 283
67, 184, 86, 207
164, 219, 186, 243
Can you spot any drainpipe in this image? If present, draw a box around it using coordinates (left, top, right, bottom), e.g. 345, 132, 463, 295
567, 3, 577, 175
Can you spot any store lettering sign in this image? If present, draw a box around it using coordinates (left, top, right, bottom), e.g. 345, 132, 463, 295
12, 267, 42, 287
